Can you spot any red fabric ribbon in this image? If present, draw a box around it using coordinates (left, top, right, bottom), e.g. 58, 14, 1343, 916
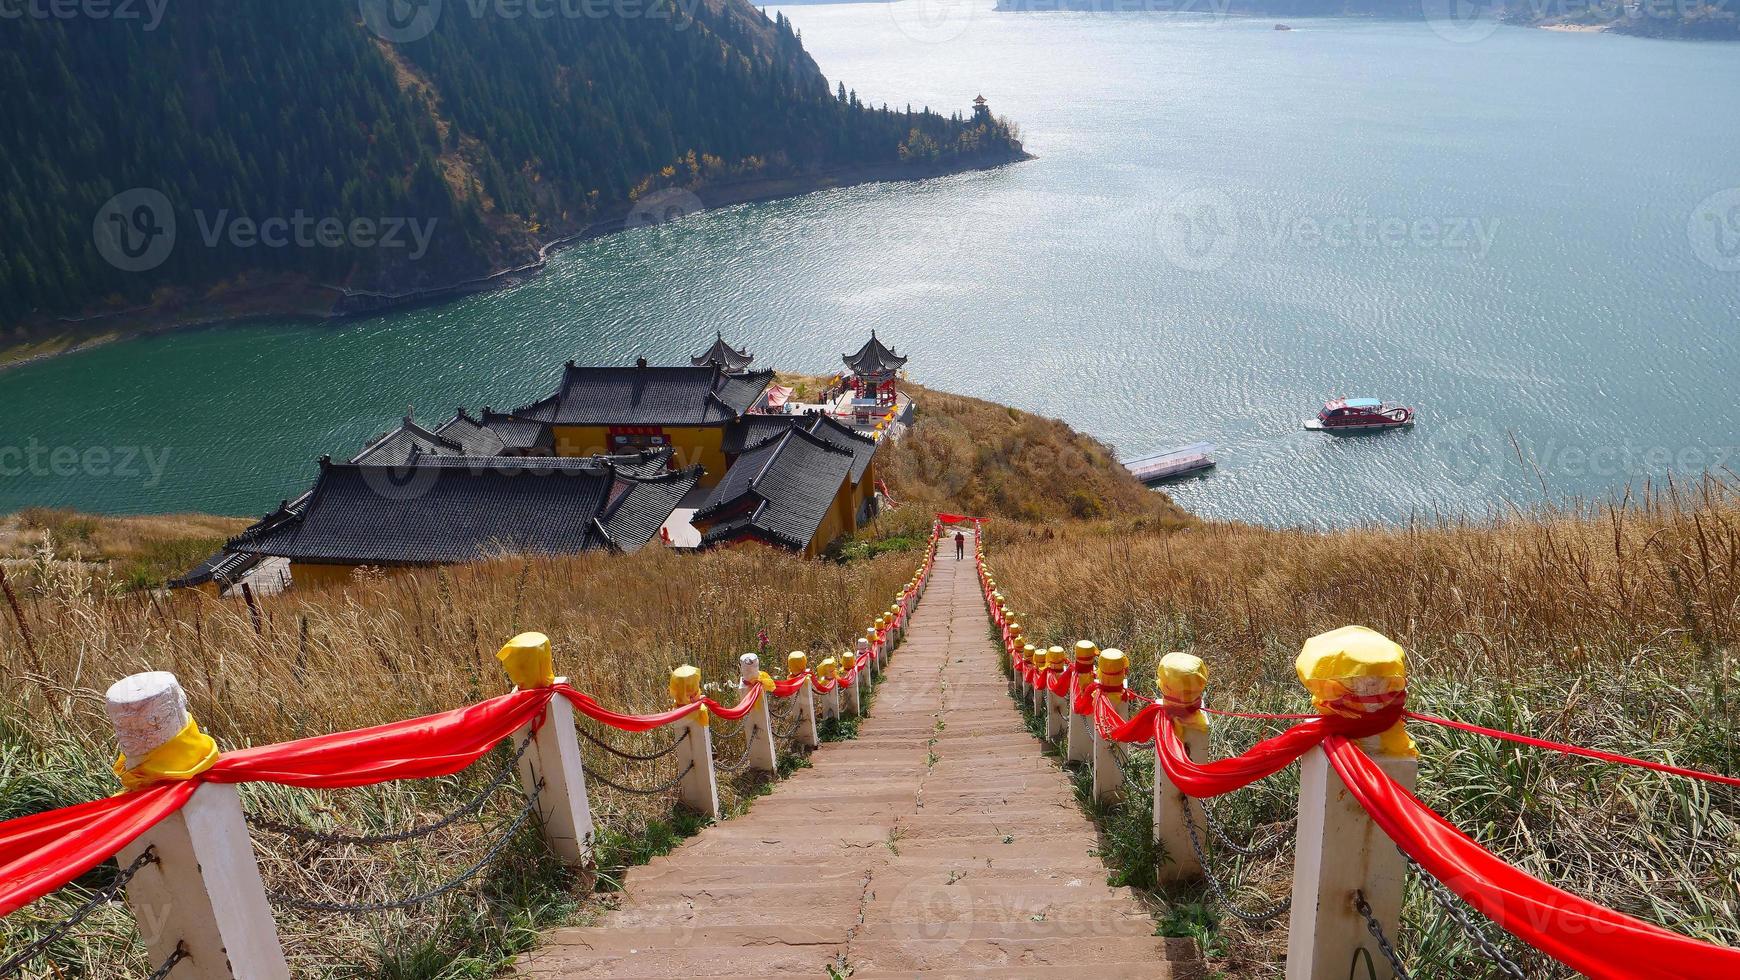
1406, 711, 1740, 788
936, 513, 987, 525
0, 687, 553, 917
702, 683, 761, 722
1326, 739, 1740, 979
1094, 695, 1166, 744
771, 673, 811, 698
1156, 705, 1404, 798
558, 685, 703, 732
1047, 669, 1072, 696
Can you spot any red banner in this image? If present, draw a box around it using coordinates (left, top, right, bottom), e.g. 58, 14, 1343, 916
1326, 739, 1740, 979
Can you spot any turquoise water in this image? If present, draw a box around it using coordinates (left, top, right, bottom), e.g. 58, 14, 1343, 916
3, 9, 1738, 526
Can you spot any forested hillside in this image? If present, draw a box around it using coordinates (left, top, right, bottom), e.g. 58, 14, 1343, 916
0, 1, 1023, 335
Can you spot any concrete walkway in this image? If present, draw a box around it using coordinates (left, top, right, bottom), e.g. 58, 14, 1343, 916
518, 531, 1189, 978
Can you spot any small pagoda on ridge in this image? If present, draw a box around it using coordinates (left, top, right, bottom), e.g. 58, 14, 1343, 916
842, 331, 907, 407
691, 331, 754, 373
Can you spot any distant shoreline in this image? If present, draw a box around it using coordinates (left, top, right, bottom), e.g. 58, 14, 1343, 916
1, 149, 1031, 373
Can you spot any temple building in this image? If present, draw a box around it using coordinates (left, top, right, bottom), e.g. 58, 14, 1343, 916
843, 332, 907, 408
508, 361, 775, 486
690, 424, 863, 557
690, 331, 755, 373
222, 454, 700, 589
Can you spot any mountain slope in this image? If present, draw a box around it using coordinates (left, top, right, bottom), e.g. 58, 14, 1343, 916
0, 1, 1024, 334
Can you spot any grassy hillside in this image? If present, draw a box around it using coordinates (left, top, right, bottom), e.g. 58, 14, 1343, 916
984, 486, 1740, 976
1, 545, 919, 976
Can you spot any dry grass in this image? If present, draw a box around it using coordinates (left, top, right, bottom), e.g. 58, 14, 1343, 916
0, 545, 918, 977
882, 384, 1193, 529
0, 508, 251, 591
985, 481, 1740, 977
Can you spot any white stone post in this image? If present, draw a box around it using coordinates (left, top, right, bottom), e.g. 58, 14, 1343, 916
787, 652, 820, 750
1154, 652, 1209, 883
1090, 650, 1129, 806
858, 636, 877, 680
734, 656, 777, 777
1285, 627, 1419, 980
1066, 641, 1097, 764
497, 633, 594, 869
669, 665, 720, 819
841, 652, 864, 717
1044, 647, 1070, 744
106, 673, 290, 980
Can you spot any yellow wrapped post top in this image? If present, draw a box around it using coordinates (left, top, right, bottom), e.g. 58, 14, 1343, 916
670, 664, 708, 725
842, 651, 857, 672
788, 651, 809, 676
497, 631, 556, 690
818, 657, 839, 680
114, 714, 221, 792
1046, 646, 1067, 670
1074, 641, 1100, 691
1008, 621, 1023, 642
1023, 643, 1039, 668
1296, 625, 1415, 757
1158, 651, 1210, 733
1096, 649, 1127, 692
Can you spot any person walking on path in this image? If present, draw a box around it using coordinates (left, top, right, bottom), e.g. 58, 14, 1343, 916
954, 530, 966, 560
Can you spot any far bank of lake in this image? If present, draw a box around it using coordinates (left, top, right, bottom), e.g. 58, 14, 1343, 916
2, 11, 1737, 528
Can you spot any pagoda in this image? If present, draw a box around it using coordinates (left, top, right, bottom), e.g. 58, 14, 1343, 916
842, 331, 907, 406
973, 94, 992, 123
690, 331, 754, 373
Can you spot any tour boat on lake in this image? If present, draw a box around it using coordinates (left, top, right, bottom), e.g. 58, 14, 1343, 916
1124, 442, 1217, 484
1304, 398, 1414, 433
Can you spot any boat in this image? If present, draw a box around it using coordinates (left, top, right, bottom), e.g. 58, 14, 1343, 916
1124, 442, 1217, 484
1275, 23, 1293, 30
1304, 397, 1414, 433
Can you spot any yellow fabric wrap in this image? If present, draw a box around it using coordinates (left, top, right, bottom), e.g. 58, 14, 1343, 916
1296, 625, 1416, 757
1096, 649, 1127, 691
1046, 646, 1067, 669
670, 665, 708, 725
1158, 651, 1210, 734
787, 651, 809, 676
497, 632, 556, 690
113, 714, 220, 792
757, 670, 775, 693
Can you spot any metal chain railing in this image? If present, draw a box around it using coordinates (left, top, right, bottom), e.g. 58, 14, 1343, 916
1410, 857, 1529, 979
583, 761, 693, 796
1183, 802, 1293, 925
144, 942, 189, 980
577, 725, 687, 762
269, 778, 542, 914
1355, 890, 1412, 980
0, 847, 160, 978
249, 735, 536, 847
1202, 805, 1296, 860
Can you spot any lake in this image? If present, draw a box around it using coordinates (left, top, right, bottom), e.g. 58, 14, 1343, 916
3, 7, 1737, 527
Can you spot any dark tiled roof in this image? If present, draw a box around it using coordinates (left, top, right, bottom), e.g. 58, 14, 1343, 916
596, 465, 702, 552
722, 413, 877, 485
531, 363, 773, 427
690, 331, 754, 371
802, 413, 878, 485
721, 414, 803, 455
843, 332, 908, 375
168, 549, 263, 590
227, 456, 691, 565
695, 427, 855, 551
605, 447, 676, 479
433, 410, 511, 456
351, 417, 465, 466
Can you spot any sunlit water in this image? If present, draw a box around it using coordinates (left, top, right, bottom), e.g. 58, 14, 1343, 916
3, 7, 1738, 526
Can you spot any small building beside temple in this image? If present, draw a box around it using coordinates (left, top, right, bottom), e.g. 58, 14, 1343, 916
691, 425, 861, 558
690, 331, 755, 373
842, 332, 907, 414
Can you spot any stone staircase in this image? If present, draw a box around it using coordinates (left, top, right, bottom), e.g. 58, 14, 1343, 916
518, 532, 1197, 978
